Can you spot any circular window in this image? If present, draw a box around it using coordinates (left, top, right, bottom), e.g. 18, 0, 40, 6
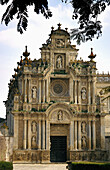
53, 84, 63, 94
51, 80, 67, 96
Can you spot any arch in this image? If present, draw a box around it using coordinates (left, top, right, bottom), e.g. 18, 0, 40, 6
46, 102, 74, 120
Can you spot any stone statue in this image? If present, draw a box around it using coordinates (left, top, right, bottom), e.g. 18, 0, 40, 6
58, 111, 63, 120
32, 121, 37, 133
81, 136, 87, 149
81, 88, 86, 100
31, 136, 37, 149
32, 87, 37, 99
81, 122, 86, 133
57, 56, 62, 68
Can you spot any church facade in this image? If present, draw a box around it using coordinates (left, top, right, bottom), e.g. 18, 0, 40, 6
5, 24, 110, 163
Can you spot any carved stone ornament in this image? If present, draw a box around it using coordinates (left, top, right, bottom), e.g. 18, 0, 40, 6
55, 39, 65, 48
51, 80, 67, 97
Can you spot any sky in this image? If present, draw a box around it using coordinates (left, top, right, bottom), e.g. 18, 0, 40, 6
0, 1, 110, 118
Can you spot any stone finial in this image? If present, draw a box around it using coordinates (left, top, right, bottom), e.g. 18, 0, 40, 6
65, 28, 68, 31
57, 23, 61, 30
23, 46, 30, 58
88, 48, 96, 61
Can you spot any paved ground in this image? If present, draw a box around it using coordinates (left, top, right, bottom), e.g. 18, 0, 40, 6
13, 163, 67, 170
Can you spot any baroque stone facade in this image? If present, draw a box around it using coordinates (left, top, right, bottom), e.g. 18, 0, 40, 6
5, 24, 110, 163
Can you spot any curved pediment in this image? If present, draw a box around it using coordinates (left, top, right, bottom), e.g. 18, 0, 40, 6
46, 103, 74, 122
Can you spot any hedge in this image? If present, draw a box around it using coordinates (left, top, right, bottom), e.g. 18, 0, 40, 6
67, 162, 110, 170
0, 161, 13, 170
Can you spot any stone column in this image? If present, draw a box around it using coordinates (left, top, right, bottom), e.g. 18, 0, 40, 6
14, 115, 19, 149
88, 120, 91, 150
70, 121, 74, 150
75, 81, 77, 104
78, 81, 81, 104
88, 81, 91, 105
38, 120, 41, 149
78, 121, 81, 150
92, 81, 95, 104
100, 116, 105, 149
28, 120, 31, 149
74, 121, 77, 150
42, 120, 45, 149
39, 80, 41, 103
43, 80, 45, 103
46, 120, 50, 150
24, 78, 27, 103
93, 120, 96, 150
23, 119, 27, 149
28, 78, 32, 103
47, 77, 50, 103
70, 79, 73, 102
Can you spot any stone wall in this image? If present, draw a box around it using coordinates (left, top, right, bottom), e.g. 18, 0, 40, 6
105, 137, 110, 160
0, 133, 6, 161
0, 131, 14, 161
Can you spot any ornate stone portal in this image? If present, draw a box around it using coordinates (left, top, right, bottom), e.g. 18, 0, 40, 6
5, 24, 110, 163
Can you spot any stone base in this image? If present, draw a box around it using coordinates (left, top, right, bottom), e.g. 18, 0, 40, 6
69, 150, 109, 162
13, 150, 50, 163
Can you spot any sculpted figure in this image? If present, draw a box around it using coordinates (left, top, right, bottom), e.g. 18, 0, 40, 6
32, 87, 37, 99
58, 111, 63, 120
81, 136, 87, 149
81, 88, 86, 100
32, 121, 37, 133
81, 121, 86, 133
57, 56, 62, 68
31, 136, 37, 149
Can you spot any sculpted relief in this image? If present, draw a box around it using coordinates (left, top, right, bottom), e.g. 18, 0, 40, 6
57, 110, 63, 120
50, 109, 70, 121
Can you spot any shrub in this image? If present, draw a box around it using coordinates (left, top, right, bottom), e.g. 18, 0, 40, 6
0, 161, 13, 170
67, 162, 110, 170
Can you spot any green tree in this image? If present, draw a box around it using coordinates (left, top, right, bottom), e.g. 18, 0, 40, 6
0, 0, 110, 44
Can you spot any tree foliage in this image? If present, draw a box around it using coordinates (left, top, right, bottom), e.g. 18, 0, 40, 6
0, 0, 110, 44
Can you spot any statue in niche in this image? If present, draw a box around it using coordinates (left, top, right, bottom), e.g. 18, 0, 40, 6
58, 110, 63, 120
81, 136, 87, 149
31, 136, 37, 149
81, 88, 86, 100
32, 87, 37, 99
31, 121, 37, 133
81, 121, 86, 133
57, 56, 62, 68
